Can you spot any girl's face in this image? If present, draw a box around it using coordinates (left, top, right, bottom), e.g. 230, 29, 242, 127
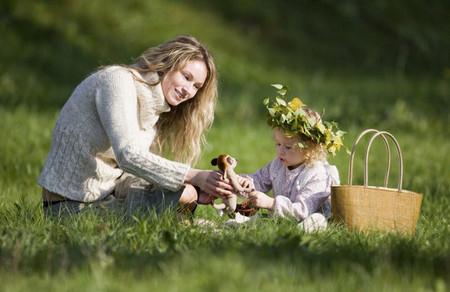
273, 128, 305, 169
161, 59, 208, 106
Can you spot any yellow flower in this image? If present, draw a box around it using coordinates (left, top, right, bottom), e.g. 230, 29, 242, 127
328, 145, 337, 156
333, 136, 343, 147
324, 128, 332, 144
288, 97, 305, 111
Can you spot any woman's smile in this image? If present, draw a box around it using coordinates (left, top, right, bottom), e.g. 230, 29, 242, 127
161, 60, 207, 106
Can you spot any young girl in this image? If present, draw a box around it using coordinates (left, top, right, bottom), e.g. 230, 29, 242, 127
243, 87, 344, 230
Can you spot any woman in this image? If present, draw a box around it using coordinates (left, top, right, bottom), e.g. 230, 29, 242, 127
39, 35, 232, 216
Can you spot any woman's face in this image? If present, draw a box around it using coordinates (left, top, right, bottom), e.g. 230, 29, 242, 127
161, 59, 208, 106
273, 128, 305, 169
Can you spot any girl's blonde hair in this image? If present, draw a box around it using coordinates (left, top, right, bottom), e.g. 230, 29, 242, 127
300, 139, 327, 166
128, 35, 217, 165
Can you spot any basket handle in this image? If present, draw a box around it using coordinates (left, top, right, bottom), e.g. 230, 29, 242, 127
348, 129, 392, 187
364, 131, 404, 191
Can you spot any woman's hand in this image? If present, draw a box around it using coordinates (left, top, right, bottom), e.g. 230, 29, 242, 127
184, 169, 233, 199
248, 191, 275, 210
197, 190, 215, 205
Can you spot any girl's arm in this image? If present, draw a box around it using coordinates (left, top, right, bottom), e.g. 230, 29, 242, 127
243, 161, 273, 193
273, 164, 339, 220
272, 172, 332, 221
242, 161, 275, 209
248, 191, 275, 209
273, 165, 332, 220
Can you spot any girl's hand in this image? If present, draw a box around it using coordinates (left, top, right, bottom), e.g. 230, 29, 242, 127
248, 191, 275, 210
238, 176, 255, 192
185, 169, 233, 199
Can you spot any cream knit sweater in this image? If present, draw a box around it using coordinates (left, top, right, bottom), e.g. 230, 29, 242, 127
38, 66, 190, 202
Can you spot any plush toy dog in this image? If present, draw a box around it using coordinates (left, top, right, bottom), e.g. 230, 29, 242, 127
211, 154, 258, 217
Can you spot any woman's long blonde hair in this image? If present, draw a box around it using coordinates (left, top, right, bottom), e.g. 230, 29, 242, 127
128, 35, 217, 165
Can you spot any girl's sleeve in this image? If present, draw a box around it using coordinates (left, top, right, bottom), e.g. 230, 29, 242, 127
95, 68, 190, 191
246, 161, 273, 193
272, 166, 334, 221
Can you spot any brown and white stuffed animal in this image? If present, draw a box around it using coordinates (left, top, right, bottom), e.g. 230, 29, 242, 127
210, 154, 257, 216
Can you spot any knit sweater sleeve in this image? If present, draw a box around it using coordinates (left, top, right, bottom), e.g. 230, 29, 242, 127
95, 68, 190, 191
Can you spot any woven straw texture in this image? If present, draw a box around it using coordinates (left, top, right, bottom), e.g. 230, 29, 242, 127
331, 129, 422, 235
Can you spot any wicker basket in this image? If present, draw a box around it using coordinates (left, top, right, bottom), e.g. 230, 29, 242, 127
331, 129, 422, 235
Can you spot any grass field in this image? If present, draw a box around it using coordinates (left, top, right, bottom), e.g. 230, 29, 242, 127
1, 1, 449, 291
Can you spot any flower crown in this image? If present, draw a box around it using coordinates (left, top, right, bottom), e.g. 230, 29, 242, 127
264, 84, 345, 155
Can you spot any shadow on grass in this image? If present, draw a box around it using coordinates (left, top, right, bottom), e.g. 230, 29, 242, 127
1, 204, 448, 281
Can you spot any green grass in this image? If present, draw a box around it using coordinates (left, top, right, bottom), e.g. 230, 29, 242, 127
1, 0, 449, 291
1, 107, 449, 291
0, 200, 449, 291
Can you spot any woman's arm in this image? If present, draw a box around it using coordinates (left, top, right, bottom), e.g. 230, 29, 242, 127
184, 168, 233, 198
95, 68, 231, 196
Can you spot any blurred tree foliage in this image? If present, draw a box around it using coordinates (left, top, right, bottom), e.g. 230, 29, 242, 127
185, 0, 450, 75
0, 0, 448, 128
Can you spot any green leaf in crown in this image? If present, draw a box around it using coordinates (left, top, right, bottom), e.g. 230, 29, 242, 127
264, 84, 346, 156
